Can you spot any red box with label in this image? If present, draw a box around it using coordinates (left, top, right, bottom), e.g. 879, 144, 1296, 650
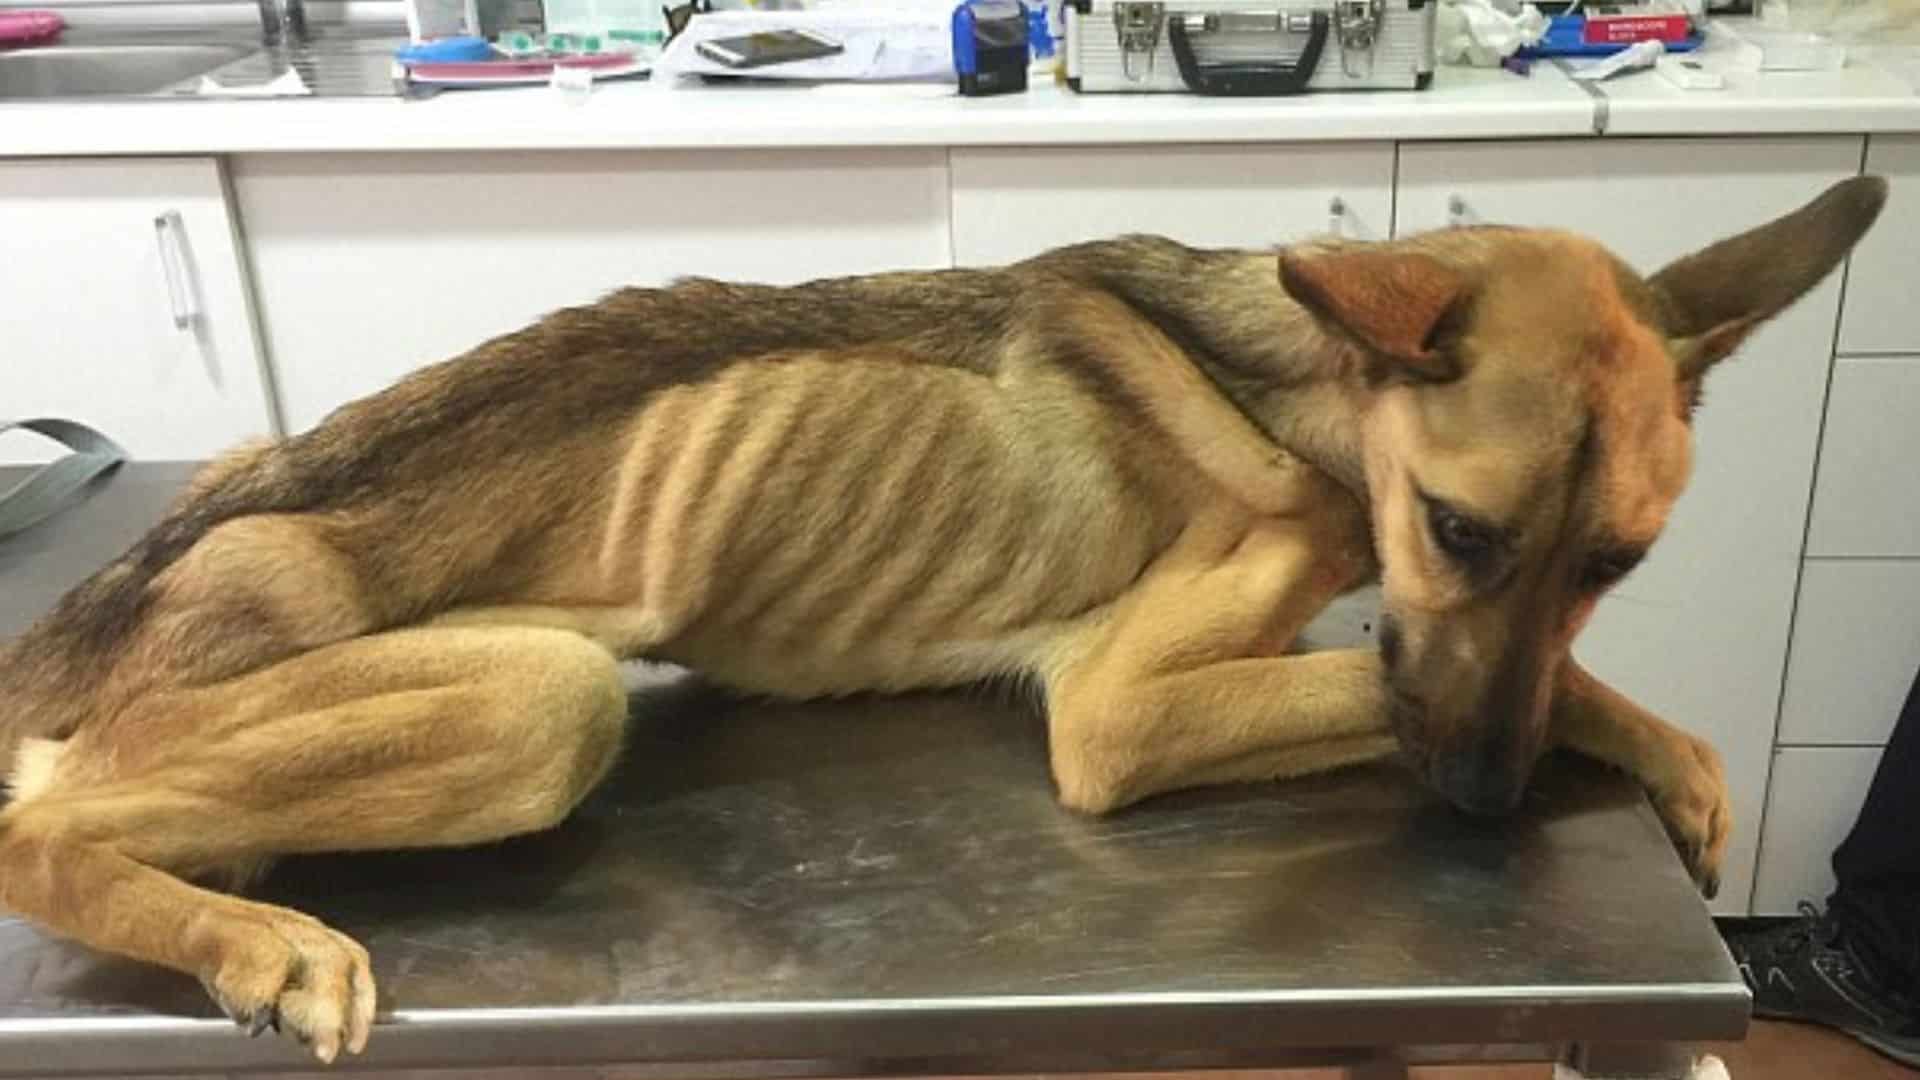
1580, 6, 1695, 44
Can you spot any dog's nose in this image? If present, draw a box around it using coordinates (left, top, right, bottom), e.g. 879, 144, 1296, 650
1434, 760, 1527, 818
1448, 783, 1526, 818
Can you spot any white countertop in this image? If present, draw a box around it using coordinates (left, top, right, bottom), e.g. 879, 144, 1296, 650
1599, 53, 1920, 135
2, 41, 1918, 157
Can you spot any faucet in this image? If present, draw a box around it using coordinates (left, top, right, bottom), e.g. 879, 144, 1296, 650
256, 0, 309, 45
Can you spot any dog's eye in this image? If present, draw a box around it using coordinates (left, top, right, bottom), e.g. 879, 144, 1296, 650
1427, 501, 1499, 564
1583, 550, 1643, 590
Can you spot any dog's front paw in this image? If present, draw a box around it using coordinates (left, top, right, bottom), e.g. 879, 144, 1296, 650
197, 901, 376, 1064
1648, 733, 1731, 899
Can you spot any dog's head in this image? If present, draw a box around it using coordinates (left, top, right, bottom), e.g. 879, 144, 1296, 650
1278, 177, 1887, 816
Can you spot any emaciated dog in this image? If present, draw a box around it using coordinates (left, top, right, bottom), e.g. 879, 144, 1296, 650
0, 176, 1887, 1062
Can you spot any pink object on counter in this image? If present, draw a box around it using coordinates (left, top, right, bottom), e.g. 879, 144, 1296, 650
0, 10, 65, 47
402, 51, 650, 87
405, 52, 642, 79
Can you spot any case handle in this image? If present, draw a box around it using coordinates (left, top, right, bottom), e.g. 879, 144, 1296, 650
1166, 11, 1328, 96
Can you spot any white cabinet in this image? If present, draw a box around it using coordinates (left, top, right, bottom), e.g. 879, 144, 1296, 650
1839, 135, 1920, 356
1752, 746, 1881, 914
1780, 560, 1920, 746
1397, 137, 1864, 913
232, 149, 953, 432
0, 158, 275, 465
949, 144, 1395, 266
1806, 357, 1920, 558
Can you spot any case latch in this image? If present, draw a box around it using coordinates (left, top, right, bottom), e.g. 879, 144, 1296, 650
1112, 1, 1165, 81
1333, 0, 1382, 75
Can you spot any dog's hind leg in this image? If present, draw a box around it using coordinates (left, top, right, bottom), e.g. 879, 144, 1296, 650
0, 624, 627, 1063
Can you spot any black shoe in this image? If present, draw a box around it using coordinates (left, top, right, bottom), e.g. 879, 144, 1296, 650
1722, 903, 1920, 1068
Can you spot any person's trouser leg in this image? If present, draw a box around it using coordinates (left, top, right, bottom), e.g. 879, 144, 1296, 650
1827, 662, 1920, 997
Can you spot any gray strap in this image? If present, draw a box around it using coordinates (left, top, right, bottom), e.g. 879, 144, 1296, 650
0, 419, 129, 540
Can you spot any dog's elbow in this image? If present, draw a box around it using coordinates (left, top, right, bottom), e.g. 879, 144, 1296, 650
1054, 774, 1128, 816
1048, 707, 1142, 816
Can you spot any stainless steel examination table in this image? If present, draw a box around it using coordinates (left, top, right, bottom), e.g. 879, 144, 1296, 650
0, 463, 1750, 1078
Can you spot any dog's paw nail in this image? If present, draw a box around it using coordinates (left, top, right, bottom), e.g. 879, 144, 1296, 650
247, 1010, 274, 1038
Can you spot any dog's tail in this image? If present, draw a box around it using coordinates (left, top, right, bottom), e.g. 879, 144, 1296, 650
0, 606, 125, 795
0, 637, 42, 794
0, 549, 161, 789
0, 442, 302, 788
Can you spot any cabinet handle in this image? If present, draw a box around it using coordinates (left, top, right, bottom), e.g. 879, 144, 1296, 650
153, 210, 201, 331
1327, 196, 1348, 239
1446, 194, 1480, 228
1327, 196, 1376, 241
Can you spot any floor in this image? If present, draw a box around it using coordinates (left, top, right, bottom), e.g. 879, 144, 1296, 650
1260, 1019, 1920, 1078
1698, 1019, 1917, 1079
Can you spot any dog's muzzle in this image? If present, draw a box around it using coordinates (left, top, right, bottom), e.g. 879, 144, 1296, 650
1433, 760, 1528, 817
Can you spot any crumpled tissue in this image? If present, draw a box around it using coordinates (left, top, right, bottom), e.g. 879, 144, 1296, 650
1437, 0, 1549, 67
195, 68, 313, 97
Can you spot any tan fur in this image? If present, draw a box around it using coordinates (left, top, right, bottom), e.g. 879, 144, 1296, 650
5, 736, 64, 803
0, 177, 1888, 1064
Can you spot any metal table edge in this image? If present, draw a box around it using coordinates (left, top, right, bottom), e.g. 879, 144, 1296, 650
0, 981, 1753, 1076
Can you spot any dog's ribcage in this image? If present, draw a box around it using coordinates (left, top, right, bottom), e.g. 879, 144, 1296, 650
556, 353, 1165, 696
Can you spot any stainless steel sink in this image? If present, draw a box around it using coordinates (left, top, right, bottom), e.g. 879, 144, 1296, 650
0, 43, 259, 98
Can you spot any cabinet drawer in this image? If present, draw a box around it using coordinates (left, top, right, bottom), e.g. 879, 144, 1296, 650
1780, 560, 1920, 745
1806, 357, 1920, 557
949, 144, 1395, 267
1753, 746, 1882, 915
1839, 135, 1920, 356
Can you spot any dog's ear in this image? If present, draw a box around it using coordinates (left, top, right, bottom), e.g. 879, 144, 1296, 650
1279, 246, 1467, 381
1652, 176, 1888, 389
